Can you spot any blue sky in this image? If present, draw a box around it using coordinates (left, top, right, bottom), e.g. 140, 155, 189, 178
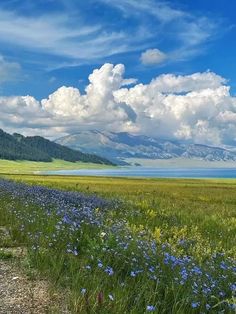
1, 0, 236, 145
1, 0, 235, 98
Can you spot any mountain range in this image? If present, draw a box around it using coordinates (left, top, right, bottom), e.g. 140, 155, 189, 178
0, 129, 113, 165
56, 130, 236, 165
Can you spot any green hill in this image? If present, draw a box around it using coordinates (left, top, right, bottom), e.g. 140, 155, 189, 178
0, 129, 113, 165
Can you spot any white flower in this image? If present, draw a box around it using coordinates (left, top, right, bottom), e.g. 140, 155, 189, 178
100, 232, 106, 238
81, 288, 86, 295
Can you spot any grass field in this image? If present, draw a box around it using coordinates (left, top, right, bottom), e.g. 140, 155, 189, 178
0, 159, 112, 174
0, 174, 235, 313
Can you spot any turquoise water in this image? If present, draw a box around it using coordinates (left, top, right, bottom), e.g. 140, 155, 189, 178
44, 167, 236, 178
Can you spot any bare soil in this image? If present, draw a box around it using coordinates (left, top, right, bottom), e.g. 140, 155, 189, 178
0, 229, 69, 313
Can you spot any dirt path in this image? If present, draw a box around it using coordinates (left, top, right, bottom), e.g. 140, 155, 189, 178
0, 256, 52, 313
0, 227, 69, 313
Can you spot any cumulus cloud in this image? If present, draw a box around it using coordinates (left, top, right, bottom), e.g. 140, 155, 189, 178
1, 63, 236, 145
42, 64, 137, 130
147, 71, 227, 93
114, 72, 236, 145
141, 49, 167, 65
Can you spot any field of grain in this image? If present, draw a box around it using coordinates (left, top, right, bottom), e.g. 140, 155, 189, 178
0, 175, 235, 313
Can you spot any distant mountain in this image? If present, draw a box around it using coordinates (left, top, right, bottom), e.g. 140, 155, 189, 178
0, 129, 113, 165
56, 130, 236, 165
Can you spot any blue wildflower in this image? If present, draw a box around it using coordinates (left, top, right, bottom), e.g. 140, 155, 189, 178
206, 304, 211, 310
230, 283, 236, 291
146, 305, 156, 311
81, 288, 86, 295
130, 271, 136, 277
105, 266, 114, 276
191, 302, 200, 308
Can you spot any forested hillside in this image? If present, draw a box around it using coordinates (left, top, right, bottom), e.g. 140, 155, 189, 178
0, 129, 113, 165
0, 130, 51, 161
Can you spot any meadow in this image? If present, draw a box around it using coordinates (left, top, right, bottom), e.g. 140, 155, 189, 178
0, 174, 235, 313
0, 159, 112, 174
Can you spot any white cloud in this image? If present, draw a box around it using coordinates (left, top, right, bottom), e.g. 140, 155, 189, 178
0, 0, 220, 69
141, 49, 167, 65
99, 0, 186, 23
0, 9, 99, 59
1, 63, 236, 146
114, 75, 236, 145
121, 78, 138, 86
41, 63, 138, 133
100, 0, 219, 64
148, 71, 227, 93
0, 9, 146, 62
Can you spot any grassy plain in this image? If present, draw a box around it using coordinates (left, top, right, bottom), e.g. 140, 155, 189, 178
0, 174, 236, 313
0, 159, 112, 174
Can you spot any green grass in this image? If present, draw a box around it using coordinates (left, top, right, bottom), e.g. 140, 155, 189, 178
0, 248, 13, 260
4, 175, 236, 255
0, 175, 236, 313
0, 159, 112, 174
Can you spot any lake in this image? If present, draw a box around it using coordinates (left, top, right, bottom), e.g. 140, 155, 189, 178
44, 167, 236, 178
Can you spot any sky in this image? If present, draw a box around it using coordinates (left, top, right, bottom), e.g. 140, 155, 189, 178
0, 0, 236, 146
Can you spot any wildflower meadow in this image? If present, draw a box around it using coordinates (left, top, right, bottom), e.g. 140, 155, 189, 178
0, 175, 235, 313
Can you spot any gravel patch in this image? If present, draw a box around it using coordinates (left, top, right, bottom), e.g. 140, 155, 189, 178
0, 227, 69, 313
0, 258, 53, 313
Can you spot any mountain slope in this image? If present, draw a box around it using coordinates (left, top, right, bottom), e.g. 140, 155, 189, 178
0, 129, 113, 165
17, 135, 113, 164
0, 130, 51, 162
56, 130, 236, 164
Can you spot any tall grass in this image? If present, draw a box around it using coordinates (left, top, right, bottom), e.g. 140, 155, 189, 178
0, 176, 235, 313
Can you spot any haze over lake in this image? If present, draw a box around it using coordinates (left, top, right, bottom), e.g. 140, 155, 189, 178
44, 167, 236, 179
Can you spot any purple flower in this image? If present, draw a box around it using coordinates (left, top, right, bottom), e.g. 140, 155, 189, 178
230, 284, 236, 291
191, 302, 200, 308
73, 249, 78, 256
228, 303, 236, 310
146, 305, 156, 311
206, 304, 211, 310
105, 266, 114, 276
